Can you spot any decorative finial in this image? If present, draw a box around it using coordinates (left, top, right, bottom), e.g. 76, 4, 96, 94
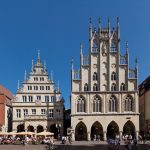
80, 43, 83, 55
38, 49, 40, 63
44, 60, 46, 72
98, 17, 101, 30
90, 16, 92, 28
18, 80, 20, 90
89, 17, 92, 39
135, 57, 138, 68
51, 71, 53, 81
117, 17, 120, 40
58, 80, 60, 91
135, 57, 138, 78
126, 41, 128, 54
71, 57, 74, 70
24, 70, 27, 81
108, 17, 110, 29
31, 59, 34, 72
135, 57, 138, 64
117, 17, 120, 27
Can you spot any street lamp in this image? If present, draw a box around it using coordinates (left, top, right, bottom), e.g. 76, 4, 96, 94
56, 124, 61, 139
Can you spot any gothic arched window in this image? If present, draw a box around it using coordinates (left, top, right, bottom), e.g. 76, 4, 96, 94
77, 96, 85, 112
111, 72, 116, 80
93, 72, 98, 81
92, 41, 98, 52
111, 83, 116, 91
120, 83, 125, 91
124, 95, 133, 112
93, 95, 101, 112
110, 41, 116, 52
93, 83, 98, 91
84, 83, 88, 91
109, 95, 117, 112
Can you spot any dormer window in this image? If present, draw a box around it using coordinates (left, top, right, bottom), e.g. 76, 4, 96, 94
40, 77, 44, 81
34, 77, 38, 81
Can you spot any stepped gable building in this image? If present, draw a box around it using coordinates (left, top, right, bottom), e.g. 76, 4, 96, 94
12, 51, 64, 138
139, 76, 150, 134
0, 85, 13, 132
71, 18, 139, 141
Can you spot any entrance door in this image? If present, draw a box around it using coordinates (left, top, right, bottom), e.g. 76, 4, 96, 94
50, 124, 58, 139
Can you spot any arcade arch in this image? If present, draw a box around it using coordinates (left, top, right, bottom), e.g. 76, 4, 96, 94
75, 122, 87, 141
27, 125, 34, 132
17, 124, 24, 132
123, 121, 135, 138
107, 121, 119, 139
91, 121, 103, 140
37, 125, 44, 133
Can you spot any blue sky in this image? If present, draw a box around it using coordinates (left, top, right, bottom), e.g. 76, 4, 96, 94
0, 0, 149, 109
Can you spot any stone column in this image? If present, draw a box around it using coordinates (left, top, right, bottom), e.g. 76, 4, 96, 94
135, 93, 138, 113
136, 131, 139, 140
86, 94, 89, 113
119, 131, 123, 141
71, 132, 75, 141
34, 129, 37, 139
87, 132, 91, 141
25, 129, 27, 138
103, 131, 107, 141
103, 94, 105, 113
119, 94, 121, 113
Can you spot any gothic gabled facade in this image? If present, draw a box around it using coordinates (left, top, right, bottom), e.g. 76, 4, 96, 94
71, 18, 139, 141
12, 51, 64, 138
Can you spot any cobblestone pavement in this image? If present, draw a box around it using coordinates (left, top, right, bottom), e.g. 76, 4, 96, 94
0, 141, 150, 150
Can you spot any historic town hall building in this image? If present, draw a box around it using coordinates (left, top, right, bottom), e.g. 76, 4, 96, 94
71, 18, 139, 141
12, 51, 64, 138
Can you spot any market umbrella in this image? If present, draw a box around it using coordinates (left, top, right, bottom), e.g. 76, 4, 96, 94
0, 132, 7, 135
16, 131, 35, 135
36, 131, 54, 136
7, 131, 17, 135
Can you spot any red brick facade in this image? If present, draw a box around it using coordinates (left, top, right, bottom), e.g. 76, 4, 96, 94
0, 95, 6, 125
0, 85, 13, 131
139, 76, 150, 133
